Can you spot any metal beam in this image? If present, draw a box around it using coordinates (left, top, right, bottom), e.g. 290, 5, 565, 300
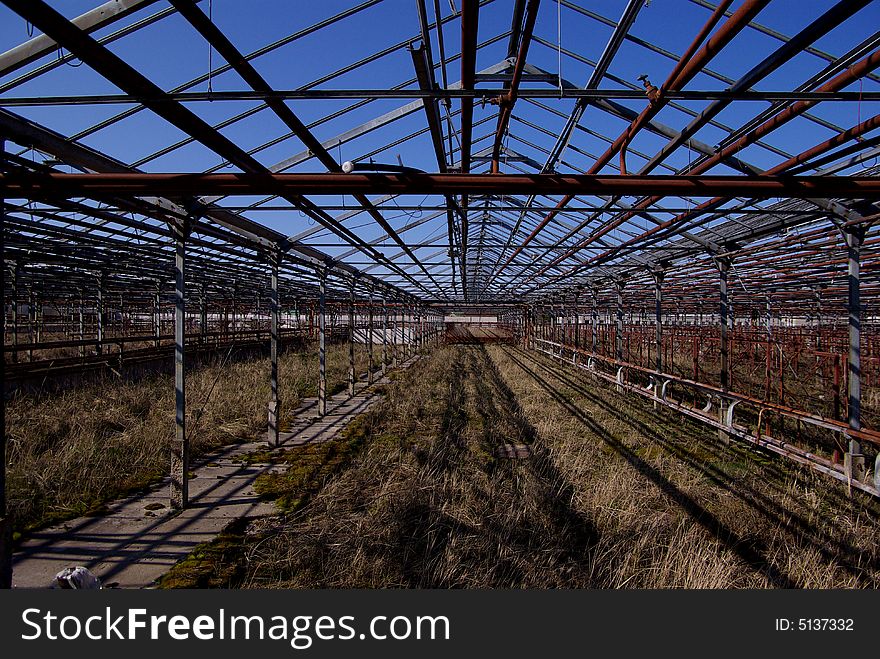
0, 0, 161, 78
6, 172, 879, 198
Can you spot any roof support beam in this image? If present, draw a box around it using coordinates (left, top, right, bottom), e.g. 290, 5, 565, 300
167, 0, 441, 294
0, 0, 162, 78
6, 172, 878, 198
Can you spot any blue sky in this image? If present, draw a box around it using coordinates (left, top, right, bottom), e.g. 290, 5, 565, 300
1, 0, 878, 275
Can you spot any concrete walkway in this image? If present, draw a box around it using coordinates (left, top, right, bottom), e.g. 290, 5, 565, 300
12, 359, 416, 588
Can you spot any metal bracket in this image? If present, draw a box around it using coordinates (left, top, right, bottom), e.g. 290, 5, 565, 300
725, 399, 740, 428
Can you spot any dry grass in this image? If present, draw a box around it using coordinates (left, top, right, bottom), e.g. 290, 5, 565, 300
5, 340, 374, 536
490, 346, 880, 588
233, 344, 880, 589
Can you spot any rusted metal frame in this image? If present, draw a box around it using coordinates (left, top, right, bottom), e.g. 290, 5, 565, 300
534, 338, 880, 499
842, 225, 868, 482
69, 46, 855, 126
500, 0, 643, 279
526, 37, 791, 164
631, 0, 872, 183
563, 0, 850, 138
0, 108, 275, 252
167, 1, 438, 294
129, 12, 505, 176
579, 109, 880, 278
618, 0, 738, 175
459, 0, 480, 176
0, 4, 185, 97
712, 31, 880, 164
533, 337, 880, 448
1, 4, 417, 298
502, 0, 766, 269
459, 0, 480, 289
2, 215, 297, 309
367, 285, 375, 384
687, 0, 880, 85
539, 0, 643, 175
7, 0, 262, 173
52, 1, 384, 145
8, 172, 880, 198
526, 92, 880, 292
410, 38, 467, 298
489, 0, 540, 174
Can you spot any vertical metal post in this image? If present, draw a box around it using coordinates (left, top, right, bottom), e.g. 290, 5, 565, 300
652, 269, 664, 407
367, 287, 375, 384
844, 228, 867, 483
153, 280, 161, 348
653, 269, 664, 373
382, 294, 388, 374
561, 296, 568, 346
392, 301, 399, 367
11, 262, 19, 364
268, 253, 281, 447
27, 286, 34, 362
35, 294, 43, 344
573, 291, 580, 350
96, 270, 106, 356
231, 280, 238, 344
718, 258, 730, 392
78, 286, 85, 358
0, 138, 12, 588
717, 256, 731, 445
170, 220, 190, 510
405, 301, 412, 360
348, 278, 356, 397
591, 286, 598, 354
200, 282, 208, 345
615, 280, 624, 361
318, 267, 327, 417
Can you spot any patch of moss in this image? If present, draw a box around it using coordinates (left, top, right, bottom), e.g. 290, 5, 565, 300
157, 518, 253, 589
255, 416, 371, 514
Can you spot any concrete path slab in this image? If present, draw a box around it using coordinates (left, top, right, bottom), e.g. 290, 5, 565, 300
12, 358, 417, 589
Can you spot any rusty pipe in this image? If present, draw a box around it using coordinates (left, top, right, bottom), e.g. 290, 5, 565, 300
619, 0, 735, 175
531, 49, 880, 285
507, 0, 768, 266
3, 172, 880, 197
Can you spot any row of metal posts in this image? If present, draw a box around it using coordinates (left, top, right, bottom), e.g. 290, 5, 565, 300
0, 182, 443, 587
521, 231, 871, 484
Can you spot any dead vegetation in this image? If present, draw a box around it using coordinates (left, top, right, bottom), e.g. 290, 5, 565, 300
230, 344, 880, 589
5, 341, 373, 537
